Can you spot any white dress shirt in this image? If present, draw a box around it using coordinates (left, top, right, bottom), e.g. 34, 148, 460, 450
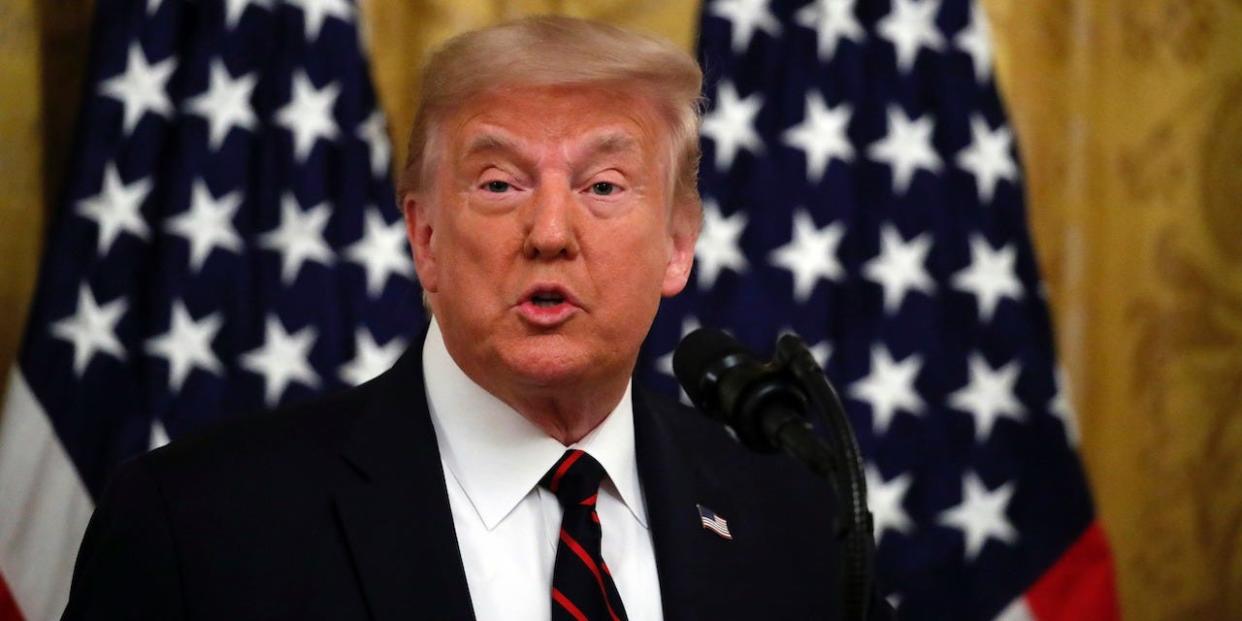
422, 320, 665, 620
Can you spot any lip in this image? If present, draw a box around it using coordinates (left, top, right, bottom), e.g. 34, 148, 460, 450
515, 282, 583, 328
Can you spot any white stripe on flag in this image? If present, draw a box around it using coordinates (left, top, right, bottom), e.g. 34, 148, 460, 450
993, 596, 1035, 621
0, 369, 94, 620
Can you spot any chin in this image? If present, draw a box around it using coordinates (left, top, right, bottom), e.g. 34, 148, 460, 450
497, 336, 598, 387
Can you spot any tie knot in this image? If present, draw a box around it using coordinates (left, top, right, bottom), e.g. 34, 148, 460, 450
539, 449, 606, 507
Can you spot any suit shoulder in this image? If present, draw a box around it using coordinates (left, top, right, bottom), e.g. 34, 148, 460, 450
635, 384, 741, 454
636, 384, 834, 500
636, 386, 800, 474
137, 379, 379, 486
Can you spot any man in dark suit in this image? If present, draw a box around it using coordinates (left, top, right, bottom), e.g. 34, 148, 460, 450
63, 15, 891, 620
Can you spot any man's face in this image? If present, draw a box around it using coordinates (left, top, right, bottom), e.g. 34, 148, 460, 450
405, 84, 697, 391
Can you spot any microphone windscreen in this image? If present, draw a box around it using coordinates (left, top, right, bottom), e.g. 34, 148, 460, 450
672, 328, 747, 404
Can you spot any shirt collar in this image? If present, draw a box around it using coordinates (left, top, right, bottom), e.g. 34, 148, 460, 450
422, 319, 648, 531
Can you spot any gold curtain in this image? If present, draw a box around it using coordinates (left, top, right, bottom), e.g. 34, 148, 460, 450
984, 1, 1242, 618
0, 0, 92, 392
2, 0, 1240, 618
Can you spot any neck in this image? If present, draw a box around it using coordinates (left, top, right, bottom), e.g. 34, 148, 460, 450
496, 377, 630, 445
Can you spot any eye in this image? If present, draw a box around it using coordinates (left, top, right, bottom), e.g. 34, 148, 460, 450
590, 181, 616, 196
483, 180, 511, 193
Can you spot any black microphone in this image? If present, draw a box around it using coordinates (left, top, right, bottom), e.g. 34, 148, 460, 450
674, 327, 877, 621
672, 328, 837, 479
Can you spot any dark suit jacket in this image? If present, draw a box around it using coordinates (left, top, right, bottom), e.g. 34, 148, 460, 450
63, 334, 893, 620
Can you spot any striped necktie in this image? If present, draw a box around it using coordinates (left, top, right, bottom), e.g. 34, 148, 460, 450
540, 449, 630, 621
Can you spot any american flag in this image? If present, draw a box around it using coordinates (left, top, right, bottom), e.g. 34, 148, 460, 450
698, 503, 735, 540
637, 0, 1119, 619
0, 0, 421, 618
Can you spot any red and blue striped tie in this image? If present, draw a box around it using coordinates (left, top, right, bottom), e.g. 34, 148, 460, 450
540, 449, 630, 621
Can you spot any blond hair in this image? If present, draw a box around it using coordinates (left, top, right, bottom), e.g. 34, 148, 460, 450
396, 15, 704, 212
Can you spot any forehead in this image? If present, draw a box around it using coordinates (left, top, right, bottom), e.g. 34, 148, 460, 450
444, 84, 667, 155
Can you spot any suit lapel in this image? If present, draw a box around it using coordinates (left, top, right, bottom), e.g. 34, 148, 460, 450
634, 387, 748, 620
328, 335, 760, 621
332, 337, 476, 621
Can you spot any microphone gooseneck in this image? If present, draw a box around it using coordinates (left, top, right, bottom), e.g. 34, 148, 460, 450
672, 327, 875, 621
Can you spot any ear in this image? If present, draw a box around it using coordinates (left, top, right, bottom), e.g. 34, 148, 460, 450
403, 193, 439, 293
661, 202, 700, 297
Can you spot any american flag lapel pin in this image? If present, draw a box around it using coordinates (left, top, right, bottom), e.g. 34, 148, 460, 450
697, 504, 733, 540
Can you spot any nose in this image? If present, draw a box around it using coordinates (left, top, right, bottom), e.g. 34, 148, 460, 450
522, 181, 580, 261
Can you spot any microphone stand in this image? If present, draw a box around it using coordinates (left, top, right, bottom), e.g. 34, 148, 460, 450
771, 334, 875, 621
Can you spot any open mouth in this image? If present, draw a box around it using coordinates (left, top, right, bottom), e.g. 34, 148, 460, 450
516, 284, 580, 326
529, 291, 566, 307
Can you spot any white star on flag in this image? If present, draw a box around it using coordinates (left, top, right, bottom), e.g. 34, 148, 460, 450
809, 341, 833, 368
876, 0, 945, 73
149, 419, 171, 451
223, 0, 273, 30
701, 81, 765, 171
356, 110, 392, 179
339, 327, 406, 386
285, 0, 354, 42
769, 209, 844, 303
782, 92, 854, 183
794, 0, 865, 62
862, 224, 935, 314
955, 2, 994, 84
866, 465, 914, 543
949, 353, 1025, 443
695, 200, 749, 289
183, 60, 258, 151
952, 235, 1023, 322
260, 194, 336, 286
657, 316, 701, 404
99, 43, 177, 135
76, 164, 152, 257
887, 594, 903, 612
1050, 368, 1080, 446
165, 181, 243, 272
145, 301, 224, 393
938, 472, 1018, 560
1048, 367, 1078, 447
710, 0, 781, 54
956, 115, 1018, 204
800, 337, 833, 369
50, 284, 129, 377
344, 209, 414, 298
276, 70, 341, 163
778, 327, 833, 368
850, 343, 925, 434
657, 316, 702, 378
241, 315, 321, 406
867, 105, 942, 195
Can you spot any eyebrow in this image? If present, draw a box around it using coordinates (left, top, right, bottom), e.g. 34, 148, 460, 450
463, 130, 640, 158
463, 132, 521, 157
582, 132, 640, 156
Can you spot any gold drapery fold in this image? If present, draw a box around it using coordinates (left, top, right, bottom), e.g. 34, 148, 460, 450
985, 1, 1242, 617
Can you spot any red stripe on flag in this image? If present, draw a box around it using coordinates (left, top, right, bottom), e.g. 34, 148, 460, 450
0, 571, 25, 621
1025, 522, 1119, 621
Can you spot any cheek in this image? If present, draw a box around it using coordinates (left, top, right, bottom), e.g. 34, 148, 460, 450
437, 214, 522, 299
587, 221, 670, 306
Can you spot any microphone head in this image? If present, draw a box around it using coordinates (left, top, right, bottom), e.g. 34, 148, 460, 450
672, 328, 749, 407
